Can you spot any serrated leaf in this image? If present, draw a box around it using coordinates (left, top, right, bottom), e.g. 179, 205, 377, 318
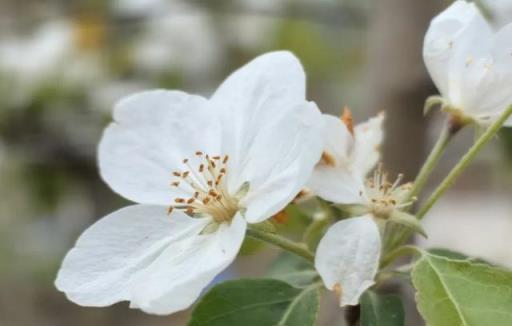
188, 279, 320, 326
427, 248, 491, 265
267, 251, 318, 288
360, 291, 404, 326
412, 254, 512, 326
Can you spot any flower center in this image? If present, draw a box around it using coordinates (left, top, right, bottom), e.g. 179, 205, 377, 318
365, 165, 414, 219
168, 152, 239, 223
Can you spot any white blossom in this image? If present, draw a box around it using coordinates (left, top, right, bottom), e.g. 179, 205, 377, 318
55, 51, 324, 315
310, 112, 414, 306
423, 0, 512, 126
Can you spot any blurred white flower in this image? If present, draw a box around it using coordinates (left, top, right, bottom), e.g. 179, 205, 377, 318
0, 21, 73, 102
130, 1, 220, 79
55, 51, 324, 315
0, 20, 105, 105
423, 0, 512, 126
482, 0, 512, 28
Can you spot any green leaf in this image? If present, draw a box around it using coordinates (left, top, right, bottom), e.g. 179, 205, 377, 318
267, 251, 318, 288
412, 253, 512, 326
188, 279, 320, 326
427, 248, 491, 265
427, 248, 469, 260
360, 291, 404, 326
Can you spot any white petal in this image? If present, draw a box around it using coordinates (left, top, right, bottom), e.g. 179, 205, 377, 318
308, 167, 365, 204
315, 215, 381, 306
353, 113, 384, 177
321, 114, 354, 166
129, 214, 246, 314
55, 205, 209, 307
210, 51, 324, 223
211, 51, 307, 176
461, 23, 512, 121
423, 1, 492, 103
55, 205, 246, 315
239, 101, 324, 223
98, 90, 221, 205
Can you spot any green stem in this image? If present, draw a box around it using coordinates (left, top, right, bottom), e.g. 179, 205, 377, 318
247, 227, 315, 263
406, 123, 454, 202
385, 120, 458, 252
380, 245, 423, 269
389, 105, 512, 250
417, 105, 512, 220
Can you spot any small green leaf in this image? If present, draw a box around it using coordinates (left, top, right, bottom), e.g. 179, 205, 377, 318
267, 251, 318, 288
389, 211, 427, 238
412, 253, 512, 326
188, 279, 320, 326
360, 291, 404, 326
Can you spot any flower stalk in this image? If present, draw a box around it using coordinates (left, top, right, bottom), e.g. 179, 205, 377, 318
416, 104, 512, 219
406, 120, 459, 202
388, 105, 512, 251
247, 227, 315, 263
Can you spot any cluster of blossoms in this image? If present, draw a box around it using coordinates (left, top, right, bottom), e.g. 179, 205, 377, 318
55, 0, 512, 316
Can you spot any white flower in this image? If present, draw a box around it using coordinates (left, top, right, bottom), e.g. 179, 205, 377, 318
423, 0, 512, 126
309, 112, 414, 306
55, 51, 324, 315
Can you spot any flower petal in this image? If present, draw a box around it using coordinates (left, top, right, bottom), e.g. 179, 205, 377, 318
314, 215, 381, 306
238, 101, 324, 223
423, 1, 492, 103
307, 114, 369, 205
55, 205, 246, 315
321, 114, 354, 166
210, 51, 324, 223
353, 113, 384, 177
308, 167, 365, 204
461, 23, 512, 122
98, 90, 222, 205
129, 213, 246, 314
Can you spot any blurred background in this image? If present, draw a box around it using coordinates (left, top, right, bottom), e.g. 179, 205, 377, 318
0, 0, 511, 325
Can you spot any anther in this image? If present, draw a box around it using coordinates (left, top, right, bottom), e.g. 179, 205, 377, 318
175, 198, 185, 203
172, 172, 181, 177
182, 171, 190, 178
195, 151, 203, 156
187, 198, 195, 204
167, 207, 174, 215
199, 164, 205, 172
171, 181, 180, 187
223, 155, 229, 164
183, 158, 189, 164
212, 156, 221, 160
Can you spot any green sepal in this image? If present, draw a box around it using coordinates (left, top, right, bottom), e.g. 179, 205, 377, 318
389, 210, 427, 238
